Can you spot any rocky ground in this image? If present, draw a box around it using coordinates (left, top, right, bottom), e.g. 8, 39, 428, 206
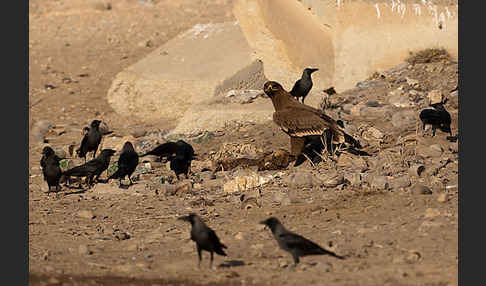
29, 1, 458, 285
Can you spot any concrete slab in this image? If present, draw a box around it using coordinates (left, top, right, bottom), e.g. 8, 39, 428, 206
107, 22, 267, 123
170, 96, 274, 135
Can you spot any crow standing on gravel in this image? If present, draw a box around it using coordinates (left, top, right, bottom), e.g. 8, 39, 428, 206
40, 146, 63, 193
76, 120, 103, 162
108, 141, 139, 187
260, 217, 345, 267
264, 81, 366, 166
62, 149, 116, 187
289, 68, 319, 104
419, 102, 452, 137
178, 213, 227, 268
140, 140, 196, 180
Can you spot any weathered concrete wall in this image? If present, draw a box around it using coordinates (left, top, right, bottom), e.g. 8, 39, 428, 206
242, 0, 458, 90
106, 0, 457, 135
257, 0, 335, 87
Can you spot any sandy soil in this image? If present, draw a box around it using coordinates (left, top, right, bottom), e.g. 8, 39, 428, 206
29, 1, 458, 285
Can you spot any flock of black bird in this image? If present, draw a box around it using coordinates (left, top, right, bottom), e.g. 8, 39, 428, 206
38, 67, 455, 268
40, 120, 196, 193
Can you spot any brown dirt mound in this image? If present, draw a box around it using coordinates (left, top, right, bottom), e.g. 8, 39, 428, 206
405, 48, 452, 65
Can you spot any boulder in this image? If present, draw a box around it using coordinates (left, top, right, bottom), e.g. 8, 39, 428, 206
427, 90, 444, 105
107, 22, 267, 124
223, 169, 271, 193
391, 109, 417, 130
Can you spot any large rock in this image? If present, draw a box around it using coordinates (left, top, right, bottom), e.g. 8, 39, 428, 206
211, 142, 265, 171
448, 90, 459, 109
427, 90, 444, 105
391, 109, 417, 130
389, 175, 411, 190
169, 98, 274, 135
31, 120, 53, 142
388, 89, 413, 108
284, 171, 314, 189
259, 149, 291, 171
107, 22, 267, 124
223, 169, 272, 193
102, 135, 136, 151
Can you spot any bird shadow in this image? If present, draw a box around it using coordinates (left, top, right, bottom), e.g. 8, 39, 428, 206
63, 183, 85, 190
218, 260, 246, 268
446, 135, 458, 142
62, 189, 88, 196
118, 184, 132, 190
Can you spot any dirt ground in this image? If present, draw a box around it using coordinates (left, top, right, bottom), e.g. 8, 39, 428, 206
29, 0, 458, 285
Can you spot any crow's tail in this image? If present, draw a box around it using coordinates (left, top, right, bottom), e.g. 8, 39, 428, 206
215, 243, 228, 256
215, 248, 227, 256
324, 249, 345, 260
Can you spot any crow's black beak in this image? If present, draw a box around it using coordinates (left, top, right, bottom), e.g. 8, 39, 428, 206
310, 68, 319, 73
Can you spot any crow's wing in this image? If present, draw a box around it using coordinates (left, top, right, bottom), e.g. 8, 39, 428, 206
278, 232, 324, 254
64, 158, 101, 176
141, 142, 178, 157
289, 79, 303, 97
278, 232, 344, 258
118, 151, 139, 173
40, 157, 48, 181
77, 134, 89, 157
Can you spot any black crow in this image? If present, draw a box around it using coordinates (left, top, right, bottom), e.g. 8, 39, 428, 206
289, 68, 319, 104
178, 213, 227, 268
419, 102, 452, 136
108, 141, 139, 187
63, 149, 116, 187
260, 217, 344, 267
140, 140, 196, 180
76, 120, 103, 162
40, 146, 62, 193
323, 87, 336, 96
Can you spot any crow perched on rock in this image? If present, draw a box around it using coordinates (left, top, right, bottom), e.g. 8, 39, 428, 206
178, 213, 227, 268
289, 68, 319, 104
108, 142, 139, 187
140, 140, 196, 180
419, 102, 452, 136
76, 120, 103, 162
260, 217, 344, 267
263, 81, 366, 165
40, 146, 62, 193
63, 149, 116, 187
